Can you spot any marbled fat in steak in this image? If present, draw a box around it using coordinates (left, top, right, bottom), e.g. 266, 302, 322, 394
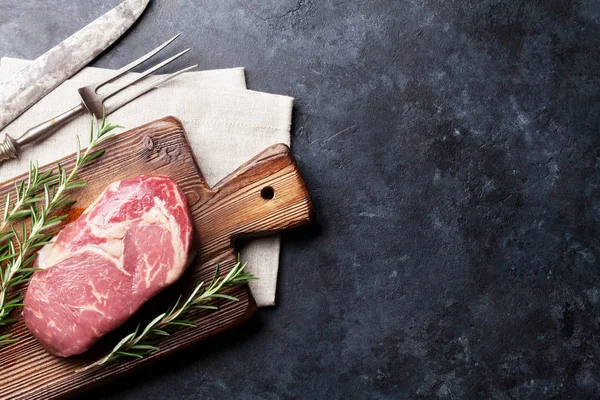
23, 175, 194, 357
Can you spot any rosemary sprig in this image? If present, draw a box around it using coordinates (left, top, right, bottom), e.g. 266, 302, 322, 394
78, 259, 255, 372
0, 112, 121, 344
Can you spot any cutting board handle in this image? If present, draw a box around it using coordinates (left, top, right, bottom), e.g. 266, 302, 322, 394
192, 144, 314, 260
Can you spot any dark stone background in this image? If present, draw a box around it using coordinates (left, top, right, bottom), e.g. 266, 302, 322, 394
1, 0, 599, 398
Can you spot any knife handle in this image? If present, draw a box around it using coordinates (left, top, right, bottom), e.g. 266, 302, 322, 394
0, 104, 85, 164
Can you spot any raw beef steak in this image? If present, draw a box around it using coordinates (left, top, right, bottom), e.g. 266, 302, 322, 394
23, 175, 194, 357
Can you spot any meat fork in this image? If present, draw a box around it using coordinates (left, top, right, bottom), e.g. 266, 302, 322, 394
0, 34, 197, 164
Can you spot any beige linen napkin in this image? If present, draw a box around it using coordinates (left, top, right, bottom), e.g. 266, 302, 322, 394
0, 57, 293, 307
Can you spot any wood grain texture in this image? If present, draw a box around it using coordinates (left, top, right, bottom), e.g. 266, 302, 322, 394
0, 117, 314, 399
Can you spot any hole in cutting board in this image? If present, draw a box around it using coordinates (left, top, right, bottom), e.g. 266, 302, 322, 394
261, 186, 275, 200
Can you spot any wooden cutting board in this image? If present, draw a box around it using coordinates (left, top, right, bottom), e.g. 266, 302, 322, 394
0, 117, 314, 399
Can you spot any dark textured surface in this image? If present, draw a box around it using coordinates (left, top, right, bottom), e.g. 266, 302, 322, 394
1, 0, 600, 398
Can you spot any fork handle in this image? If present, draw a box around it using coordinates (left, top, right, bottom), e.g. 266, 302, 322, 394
0, 104, 85, 164
17, 104, 85, 147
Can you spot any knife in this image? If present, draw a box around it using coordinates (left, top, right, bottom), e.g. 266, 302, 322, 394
0, 0, 151, 133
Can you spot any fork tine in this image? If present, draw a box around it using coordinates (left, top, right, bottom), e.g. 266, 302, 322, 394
94, 33, 181, 89
102, 48, 191, 100
105, 64, 199, 115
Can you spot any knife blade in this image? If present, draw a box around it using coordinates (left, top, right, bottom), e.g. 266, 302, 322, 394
0, 0, 150, 133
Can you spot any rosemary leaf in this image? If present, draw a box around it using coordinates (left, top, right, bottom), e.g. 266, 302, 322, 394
149, 329, 170, 336
83, 149, 105, 164
0, 333, 18, 345
130, 344, 160, 351
192, 305, 219, 310
164, 320, 196, 328
208, 293, 239, 301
